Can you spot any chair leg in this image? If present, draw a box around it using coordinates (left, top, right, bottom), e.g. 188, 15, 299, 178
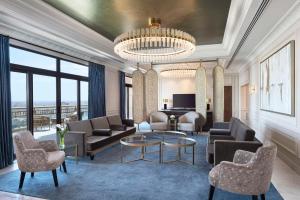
62, 161, 67, 173
31, 172, 34, 178
260, 194, 265, 200
208, 185, 215, 200
252, 195, 258, 200
52, 169, 58, 187
19, 172, 26, 189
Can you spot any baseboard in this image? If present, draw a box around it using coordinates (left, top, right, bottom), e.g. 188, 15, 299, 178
277, 145, 300, 175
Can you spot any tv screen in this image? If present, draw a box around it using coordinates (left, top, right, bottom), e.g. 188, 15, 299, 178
173, 94, 195, 108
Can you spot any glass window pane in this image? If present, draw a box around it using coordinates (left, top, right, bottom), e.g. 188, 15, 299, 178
10, 47, 56, 71
61, 79, 78, 125
60, 60, 88, 77
11, 72, 27, 133
80, 81, 88, 120
33, 75, 56, 138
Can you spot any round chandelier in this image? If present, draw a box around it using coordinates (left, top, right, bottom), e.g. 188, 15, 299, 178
160, 69, 196, 78
114, 18, 196, 63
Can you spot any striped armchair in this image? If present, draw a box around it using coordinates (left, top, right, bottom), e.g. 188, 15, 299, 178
13, 131, 66, 188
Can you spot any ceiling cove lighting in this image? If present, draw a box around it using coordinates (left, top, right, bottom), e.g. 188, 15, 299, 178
114, 18, 196, 63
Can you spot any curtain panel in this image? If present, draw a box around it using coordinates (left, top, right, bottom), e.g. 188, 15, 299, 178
119, 71, 126, 119
88, 62, 106, 118
0, 35, 13, 169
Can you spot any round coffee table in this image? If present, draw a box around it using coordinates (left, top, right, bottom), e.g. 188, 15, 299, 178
162, 136, 196, 165
120, 134, 162, 163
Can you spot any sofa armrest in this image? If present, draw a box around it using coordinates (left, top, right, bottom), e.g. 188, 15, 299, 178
213, 122, 230, 129
65, 131, 86, 156
214, 140, 262, 165
208, 135, 234, 144
209, 129, 231, 136
122, 119, 134, 127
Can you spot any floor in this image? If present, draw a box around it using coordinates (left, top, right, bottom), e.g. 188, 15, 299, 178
1, 137, 300, 199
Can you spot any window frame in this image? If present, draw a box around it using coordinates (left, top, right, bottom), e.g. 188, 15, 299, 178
10, 45, 89, 135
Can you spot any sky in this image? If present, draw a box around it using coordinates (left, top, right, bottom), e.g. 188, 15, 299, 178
10, 47, 88, 104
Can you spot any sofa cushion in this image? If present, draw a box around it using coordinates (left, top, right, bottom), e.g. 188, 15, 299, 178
67, 120, 93, 136
107, 115, 123, 126
150, 122, 168, 131
177, 123, 195, 131
86, 136, 109, 151
235, 124, 255, 141
93, 129, 112, 136
110, 124, 127, 131
90, 117, 110, 129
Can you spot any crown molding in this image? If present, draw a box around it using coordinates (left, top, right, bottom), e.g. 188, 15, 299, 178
0, 0, 257, 73
235, 0, 300, 72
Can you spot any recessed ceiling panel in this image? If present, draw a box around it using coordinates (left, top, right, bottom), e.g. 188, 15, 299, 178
43, 0, 231, 45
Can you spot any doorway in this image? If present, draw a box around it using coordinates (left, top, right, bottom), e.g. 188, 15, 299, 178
240, 84, 249, 123
224, 86, 232, 122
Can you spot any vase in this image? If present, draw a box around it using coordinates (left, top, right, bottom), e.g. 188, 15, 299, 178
59, 136, 65, 149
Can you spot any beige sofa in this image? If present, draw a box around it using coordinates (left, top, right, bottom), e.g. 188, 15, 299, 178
65, 115, 135, 160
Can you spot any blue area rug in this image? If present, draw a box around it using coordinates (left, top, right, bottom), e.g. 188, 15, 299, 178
0, 134, 283, 200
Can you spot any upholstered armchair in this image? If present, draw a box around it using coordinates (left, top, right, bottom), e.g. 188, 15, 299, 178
177, 111, 205, 134
13, 131, 66, 188
208, 145, 277, 200
149, 111, 169, 131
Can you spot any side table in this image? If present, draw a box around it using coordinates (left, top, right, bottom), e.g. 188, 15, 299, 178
168, 119, 177, 131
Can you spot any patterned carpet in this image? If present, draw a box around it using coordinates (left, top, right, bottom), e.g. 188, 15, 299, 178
0, 133, 283, 200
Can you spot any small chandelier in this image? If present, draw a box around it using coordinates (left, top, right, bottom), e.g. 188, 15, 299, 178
160, 69, 196, 78
114, 18, 196, 63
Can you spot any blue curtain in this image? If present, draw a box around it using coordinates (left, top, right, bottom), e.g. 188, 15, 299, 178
88, 62, 106, 118
119, 71, 126, 119
0, 35, 13, 169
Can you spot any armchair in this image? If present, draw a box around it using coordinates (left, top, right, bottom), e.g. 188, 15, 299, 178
149, 111, 168, 131
13, 131, 66, 188
208, 145, 277, 200
177, 111, 205, 134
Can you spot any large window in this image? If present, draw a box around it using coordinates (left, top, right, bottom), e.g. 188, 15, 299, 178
10, 46, 89, 139
10, 47, 56, 71
33, 75, 56, 138
11, 72, 27, 133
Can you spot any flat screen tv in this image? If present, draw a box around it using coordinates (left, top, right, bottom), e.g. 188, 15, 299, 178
173, 94, 195, 108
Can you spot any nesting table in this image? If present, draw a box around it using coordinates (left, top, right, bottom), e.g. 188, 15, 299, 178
120, 131, 196, 165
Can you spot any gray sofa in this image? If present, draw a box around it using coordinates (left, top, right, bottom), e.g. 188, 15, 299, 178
206, 117, 262, 165
65, 115, 135, 160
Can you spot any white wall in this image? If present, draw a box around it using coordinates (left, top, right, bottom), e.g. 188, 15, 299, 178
158, 72, 239, 117
105, 67, 120, 116
236, 5, 300, 173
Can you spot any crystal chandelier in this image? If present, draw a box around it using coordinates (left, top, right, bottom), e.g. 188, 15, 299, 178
160, 69, 196, 78
114, 18, 196, 63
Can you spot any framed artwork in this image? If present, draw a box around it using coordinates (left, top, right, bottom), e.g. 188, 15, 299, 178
260, 40, 295, 116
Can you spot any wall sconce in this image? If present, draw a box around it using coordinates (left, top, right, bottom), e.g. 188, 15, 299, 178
206, 98, 211, 110
249, 85, 256, 95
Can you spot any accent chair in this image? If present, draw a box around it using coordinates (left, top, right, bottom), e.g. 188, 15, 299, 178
177, 111, 205, 134
149, 111, 168, 131
208, 145, 277, 200
13, 131, 66, 188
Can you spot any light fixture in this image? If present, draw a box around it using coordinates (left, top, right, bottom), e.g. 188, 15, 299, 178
160, 69, 196, 78
114, 18, 196, 63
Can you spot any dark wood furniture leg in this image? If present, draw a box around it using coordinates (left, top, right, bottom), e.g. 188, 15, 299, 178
19, 172, 26, 189
208, 185, 215, 200
62, 161, 67, 173
252, 195, 258, 200
31, 172, 34, 178
52, 169, 58, 187
261, 194, 266, 200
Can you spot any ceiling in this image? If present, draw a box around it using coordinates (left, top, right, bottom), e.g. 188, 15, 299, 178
43, 0, 231, 45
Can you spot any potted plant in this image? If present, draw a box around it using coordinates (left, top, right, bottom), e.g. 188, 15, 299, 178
56, 124, 68, 149
170, 115, 176, 123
